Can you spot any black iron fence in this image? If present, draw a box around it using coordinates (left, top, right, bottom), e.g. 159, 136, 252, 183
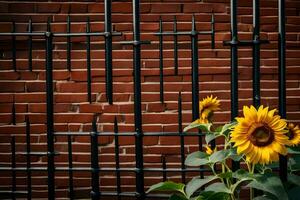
0, 0, 288, 199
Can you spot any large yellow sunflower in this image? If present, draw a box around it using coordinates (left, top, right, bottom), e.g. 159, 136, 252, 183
287, 123, 300, 146
199, 95, 220, 122
230, 105, 289, 165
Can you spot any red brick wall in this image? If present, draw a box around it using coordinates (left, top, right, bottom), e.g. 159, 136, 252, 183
0, 0, 300, 198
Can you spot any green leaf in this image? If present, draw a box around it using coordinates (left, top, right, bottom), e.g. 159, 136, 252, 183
288, 173, 300, 187
288, 155, 300, 172
205, 182, 232, 194
209, 149, 229, 164
214, 126, 223, 133
183, 123, 212, 133
146, 181, 185, 196
232, 169, 254, 180
219, 121, 237, 137
252, 195, 275, 200
288, 186, 300, 200
205, 133, 217, 145
247, 174, 288, 200
227, 148, 243, 162
169, 193, 188, 200
288, 147, 300, 154
197, 191, 231, 200
185, 176, 219, 198
218, 172, 232, 179
185, 151, 209, 167
231, 177, 252, 194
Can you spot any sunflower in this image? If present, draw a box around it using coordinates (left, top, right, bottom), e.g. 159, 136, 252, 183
199, 95, 221, 122
230, 105, 289, 165
287, 123, 300, 146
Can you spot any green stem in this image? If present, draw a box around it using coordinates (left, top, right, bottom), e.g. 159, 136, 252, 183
247, 162, 255, 200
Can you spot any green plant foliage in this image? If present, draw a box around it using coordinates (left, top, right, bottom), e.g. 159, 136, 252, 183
183, 123, 212, 133
146, 181, 186, 196
287, 186, 300, 200
185, 151, 209, 167
147, 100, 300, 200
204, 182, 232, 194
185, 176, 219, 198
247, 174, 288, 200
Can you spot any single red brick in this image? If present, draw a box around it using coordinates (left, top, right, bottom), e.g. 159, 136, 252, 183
88, 4, 104, 13
151, 3, 182, 13
70, 4, 88, 13
0, 82, 25, 92
15, 93, 45, 103
80, 104, 103, 113
9, 3, 34, 13
0, 72, 19, 80
37, 3, 61, 13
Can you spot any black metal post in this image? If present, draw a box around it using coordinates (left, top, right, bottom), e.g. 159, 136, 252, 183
28, 18, 32, 71
230, 0, 239, 120
67, 135, 74, 200
67, 15, 71, 72
26, 117, 32, 200
159, 16, 164, 103
278, 0, 287, 182
90, 119, 100, 199
114, 117, 121, 200
11, 136, 16, 200
173, 17, 178, 75
191, 15, 199, 121
12, 102, 16, 125
12, 21, 16, 71
211, 13, 215, 49
132, 0, 144, 199
230, 0, 240, 171
105, 0, 113, 105
45, 17, 55, 200
253, 0, 261, 107
178, 92, 185, 183
162, 156, 167, 182
86, 17, 92, 104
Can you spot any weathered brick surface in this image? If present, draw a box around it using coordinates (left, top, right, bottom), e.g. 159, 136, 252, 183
0, 0, 300, 198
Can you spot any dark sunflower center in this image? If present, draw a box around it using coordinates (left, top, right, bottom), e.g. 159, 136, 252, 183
287, 130, 294, 140
250, 125, 274, 147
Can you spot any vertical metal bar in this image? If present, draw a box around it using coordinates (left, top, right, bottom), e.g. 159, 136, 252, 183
278, 0, 287, 182
162, 156, 167, 182
178, 92, 185, 183
90, 119, 100, 200
86, 17, 92, 104
67, 135, 74, 200
105, 0, 113, 105
12, 21, 16, 72
26, 117, 32, 200
45, 17, 55, 200
230, 0, 239, 120
209, 13, 217, 150
67, 15, 71, 72
211, 13, 215, 49
191, 15, 199, 121
173, 17, 178, 75
11, 136, 16, 200
114, 117, 121, 200
230, 0, 240, 171
12, 102, 16, 125
132, 0, 144, 199
191, 15, 203, 179
252, 0, 261, 107
159, 16, 164, 103
28, 18, 32, 72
